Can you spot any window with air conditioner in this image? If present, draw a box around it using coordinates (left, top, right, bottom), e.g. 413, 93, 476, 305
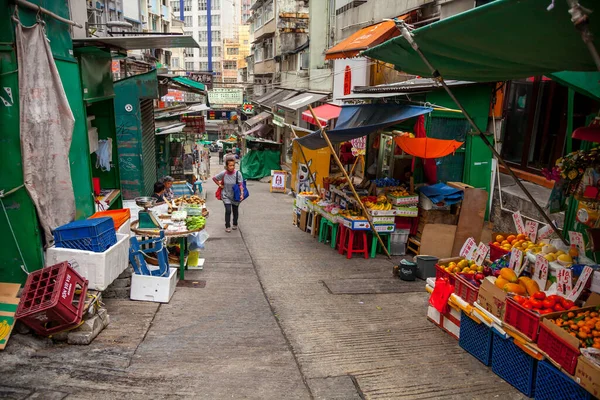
299, 52, 309, 70
264, 38, 273, 59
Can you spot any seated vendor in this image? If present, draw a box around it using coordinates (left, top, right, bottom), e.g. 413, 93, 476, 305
160, 175, 175, 201
152, 182, 166, 204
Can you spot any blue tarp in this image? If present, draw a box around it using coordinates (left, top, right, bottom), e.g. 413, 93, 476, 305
295, 104, 433, 150
419, 183, 464, 206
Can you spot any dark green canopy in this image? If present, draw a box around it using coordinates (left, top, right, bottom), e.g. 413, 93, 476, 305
240, 150, 281, 180
363, 0, 599, 82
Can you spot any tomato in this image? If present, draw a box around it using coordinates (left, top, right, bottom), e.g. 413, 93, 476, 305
523, 303, 534, 310
570, 306, 579, 310
561, 299, 575, 309
530, 299, 543, 309
513, 295, 527, 305
533, 292, 546, 300
554, 304, 566, 312
542, 299, 556, 309
540, 309, 554, 315
548, 295, 562, 302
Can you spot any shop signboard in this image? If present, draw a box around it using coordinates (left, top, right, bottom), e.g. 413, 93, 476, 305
208, 110, 238, 121
242, 102, 254, 114
188, 71, 213, 89
271, 170, 287, 193
351, 136, 366, 156
273, 115, 285, 127
208, 88, 243, 107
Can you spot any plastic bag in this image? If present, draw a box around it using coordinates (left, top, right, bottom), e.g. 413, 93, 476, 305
429, 278, 454, 313
188, 230, 209, 251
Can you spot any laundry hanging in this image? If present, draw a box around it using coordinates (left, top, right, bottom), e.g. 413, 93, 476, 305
16, 21, 76, 244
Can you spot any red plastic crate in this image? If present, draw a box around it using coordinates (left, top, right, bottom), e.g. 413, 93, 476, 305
489, 242, 510, 262
537, 323, 580, 375
504, 297, 542, 341
454, 274, 480, 304
435, 263, 456, 286
16, 262, 89, 336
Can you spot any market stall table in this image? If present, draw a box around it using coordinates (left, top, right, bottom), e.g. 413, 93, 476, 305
130, 219, 205, 281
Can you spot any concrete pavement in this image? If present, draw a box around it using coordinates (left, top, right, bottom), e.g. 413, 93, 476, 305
0, 156, 525, 399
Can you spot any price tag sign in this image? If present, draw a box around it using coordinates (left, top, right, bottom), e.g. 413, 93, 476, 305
509, 248, 524, 271
474, 242, 489, 265
533, 254, 549, 290
460, 237, 477, 260
568, 231, 585, 254
525, 220, 539, 243
568, 266, 593, 301
557, 268, 573, 297
538, 224, 554, 240
513, 211, 526, 235
270, 170, 287, 193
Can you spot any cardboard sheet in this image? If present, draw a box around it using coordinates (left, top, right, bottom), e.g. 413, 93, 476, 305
420, 224, 457, 258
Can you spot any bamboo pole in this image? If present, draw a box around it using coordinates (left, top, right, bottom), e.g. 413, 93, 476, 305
307, 105, 391, 259
289, 126, 320, 193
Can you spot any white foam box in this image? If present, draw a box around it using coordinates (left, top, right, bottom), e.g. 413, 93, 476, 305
45, 233, 130, 291
374, 224, 395, 233
130, 267, 177, 303
117, 218, 131, 235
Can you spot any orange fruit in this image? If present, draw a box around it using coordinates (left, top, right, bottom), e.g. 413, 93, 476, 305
506, 235, 516, 243
493, 241, 500, 246
496, 235, 505, 242
517, 233, 527, 241
501, 240, 509, 246
511, 239, 519, 246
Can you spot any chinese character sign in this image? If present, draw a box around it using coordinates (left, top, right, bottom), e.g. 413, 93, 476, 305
271, 170, 287, 193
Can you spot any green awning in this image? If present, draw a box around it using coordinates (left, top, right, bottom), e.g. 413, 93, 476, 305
363, 0, 599, 82
173, 77, 206, 91
550, 71, 600, 101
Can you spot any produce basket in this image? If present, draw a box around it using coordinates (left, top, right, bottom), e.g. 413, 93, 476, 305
454, 274, 479, 305
489, 242, 510, 262
534, 361, 591, 400
53, 217, 117, 253
537, 323, 580, 375
504, 297, 541, 341
492, 329, 538, 397
89, 209, 130, 229
435, 263, 456, 286
459, 312, 493, 365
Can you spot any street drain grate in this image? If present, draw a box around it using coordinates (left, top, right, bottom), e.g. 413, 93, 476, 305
322, 278, 422, 294
177, 280, 206, 288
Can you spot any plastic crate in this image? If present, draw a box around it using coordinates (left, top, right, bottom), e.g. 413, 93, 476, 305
491, 330, 537, 397
489, 242, 510, 262
15, 262, 89, 336
535, 361, 591, 400
89, 209, 131, 230
459, 312, 493, 365
53, 217, 117, 253
503, 297, 541, 341
454, 274, 479, 304
435, 263, 456, 286
537, 323, 580, 375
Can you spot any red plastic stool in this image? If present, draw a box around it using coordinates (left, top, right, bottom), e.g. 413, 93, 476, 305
337, 225, 348, 254
341, 229, 369, 259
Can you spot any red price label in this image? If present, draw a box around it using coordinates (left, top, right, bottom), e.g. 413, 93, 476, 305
525, 220, 539, 243
557, 268, 573, 296
533, 254, 548, 290
460, 238, 477, 260
509, 248, 523, 271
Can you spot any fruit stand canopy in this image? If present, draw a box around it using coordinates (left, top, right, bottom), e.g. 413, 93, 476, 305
362, 0, 600, 82
295, 104, 432, 150
301, 104, 341, 126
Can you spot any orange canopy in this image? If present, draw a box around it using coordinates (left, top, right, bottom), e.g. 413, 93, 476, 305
325, 15, 409, 60
395, 137, 463, 159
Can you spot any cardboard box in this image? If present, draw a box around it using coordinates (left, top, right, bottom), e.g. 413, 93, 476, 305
374, 224, 395, 233
130, 267, 177, 303
340, 218, 370, 230
576, 355, 600, 398
477, 278, 507, 319
372, 216, 395, 225
299, 210, 308, 231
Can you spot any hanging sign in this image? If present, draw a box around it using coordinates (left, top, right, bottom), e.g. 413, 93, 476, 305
343, 65, 352, 96
568, 231, 585, 253
473, 242, 489, 266
525, 220, 539, 243
533, 254, 549, 290
509, 248, 524, 271
459, 237, 477, 260
557, 268, 573, 296
351, 136, 366, 156
568, 266, 593, 301
512, 211, 526, 235
270, 170, 287, 193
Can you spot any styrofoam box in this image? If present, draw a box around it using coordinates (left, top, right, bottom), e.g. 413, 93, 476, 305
45, 233, 129, 291
118, 219, 131, 236
130, 267, 177, 303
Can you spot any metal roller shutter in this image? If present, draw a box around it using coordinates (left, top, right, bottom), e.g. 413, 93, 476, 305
140, 99, 157, 196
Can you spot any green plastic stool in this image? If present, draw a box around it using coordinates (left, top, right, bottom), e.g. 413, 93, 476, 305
370, 232, 392, 258
319, 218, 338, 249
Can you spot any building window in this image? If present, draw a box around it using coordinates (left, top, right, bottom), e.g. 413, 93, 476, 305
171, 1, 179, 12
199, 46, 208, 57
224, 60, 237, 69
185, 61, 195, 71
212, 15, 220, 26
213, 0, 220, 10
254, 7, 262, 31
172, 57, 180, 68
198, 15, 206, 26
198, 0, 207, 10
501, 77, 572, 172
198, 31, 207, 42
199, 62, 209, 71
264, 37, 273, 59
212, 61, 221, 71
254, 45, 263, 62
184, 15, 192, 27
299, 52, 309, 70
212, 30, 221, 41
184, 0, 192, 12
264, 1, 274, 22
212, 46, 222, 57
185, 47, 195, 56
227, 47, 239, 56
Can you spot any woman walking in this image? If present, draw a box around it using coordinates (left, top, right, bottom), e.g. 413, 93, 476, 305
213, 159, 244, 232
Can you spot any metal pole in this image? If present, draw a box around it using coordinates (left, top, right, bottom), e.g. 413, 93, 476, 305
14, 0, 84, 28
207, 0, 212, 74
308, 105, 391, 259
395, 20, 568, 245
566, 0, 600, 71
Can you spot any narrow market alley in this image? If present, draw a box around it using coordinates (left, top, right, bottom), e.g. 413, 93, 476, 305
0, 156, 525, 400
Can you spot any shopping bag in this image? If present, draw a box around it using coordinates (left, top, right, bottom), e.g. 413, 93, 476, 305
429, 278, 454, 314
233, 172, 249, 202
215, 181, 223, 200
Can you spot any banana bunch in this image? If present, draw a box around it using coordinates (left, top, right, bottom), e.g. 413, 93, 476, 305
370, 202, 392, 211
0, 320, 11, 342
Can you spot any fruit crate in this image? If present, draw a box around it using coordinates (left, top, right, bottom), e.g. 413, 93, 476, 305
454, 274, 479, 304
489, 242, 510, 262
491, 329, 537, 397
459, 312, 493, 365
504, 296, 541, 341
435, 263, 456, 286
88, 209, 130, 230
53, 217, 117, 253
537, 323, 580, 375
387, 194, 419, 206
15, 262, 89, 336
534, 361, 591, 400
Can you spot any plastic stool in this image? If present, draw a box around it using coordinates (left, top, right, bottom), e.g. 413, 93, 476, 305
337, 225, 348, 254
370, 232, 392, 258
341, 229, 369, 259
319, 218, 338, 249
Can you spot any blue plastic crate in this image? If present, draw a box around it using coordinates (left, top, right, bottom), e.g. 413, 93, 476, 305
491, 330, 537, 397
53, 217, 117, 252
459, 312, 493, 366
535, 361, 591, 400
